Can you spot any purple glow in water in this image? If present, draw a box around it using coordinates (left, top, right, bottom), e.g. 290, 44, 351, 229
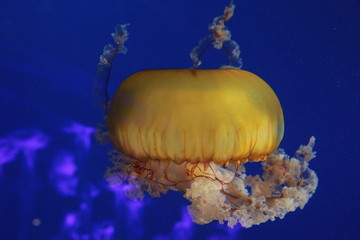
64, 212, 78, 228
154, 207, 194, 240
62, 211, 116, 240
63, 122, 95, 150
175, 207, 193, 229
55, 153, 77, 175
49, 151, 78, 196
106, 177, 147, 239
62, 212, 86, 240
80, 201, 90, 211
108, 182, 135, 196
92, 222, 115, 240
90, 185, 100, 197
207, 223, 242, 240
0, 129, 48, 173
126, 200, 144, 221
108, 181, 145, 215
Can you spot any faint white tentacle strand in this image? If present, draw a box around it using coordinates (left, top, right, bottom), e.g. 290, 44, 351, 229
95, 24, 130, 111
190, 1, 242, 68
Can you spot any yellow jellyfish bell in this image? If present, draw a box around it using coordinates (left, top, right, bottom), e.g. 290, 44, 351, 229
106, 68, 317, 229
108, 69, 284, 166
102, 1, 318, 229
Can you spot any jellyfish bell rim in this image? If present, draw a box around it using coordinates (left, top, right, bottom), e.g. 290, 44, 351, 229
108, 68, 284, 166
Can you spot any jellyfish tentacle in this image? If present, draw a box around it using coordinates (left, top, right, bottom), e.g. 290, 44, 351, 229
106, 138, 318, 228
190, 0, 242, 68
221, 40, 243, 69
190, 35, 214, 69
95, 24, 130, 112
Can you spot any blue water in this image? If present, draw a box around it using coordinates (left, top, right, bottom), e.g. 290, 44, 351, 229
0, 0, 359, 239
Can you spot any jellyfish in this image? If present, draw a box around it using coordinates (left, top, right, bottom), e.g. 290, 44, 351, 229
99, 1, 318, 228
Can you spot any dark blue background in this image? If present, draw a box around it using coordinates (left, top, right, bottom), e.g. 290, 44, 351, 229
0, 0, 359, 239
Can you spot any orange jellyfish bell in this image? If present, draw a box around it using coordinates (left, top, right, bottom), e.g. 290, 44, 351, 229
108, 68, 284, 166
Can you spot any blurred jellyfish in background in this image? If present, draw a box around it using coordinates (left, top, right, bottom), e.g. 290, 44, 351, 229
107, 178, 146, 239
50, 151, 78, 196
0, 129, 49, 240
0, 129, 49, 174
63, 122, 95, 150
57, 208, 114, 240
0, 119, 150, 239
